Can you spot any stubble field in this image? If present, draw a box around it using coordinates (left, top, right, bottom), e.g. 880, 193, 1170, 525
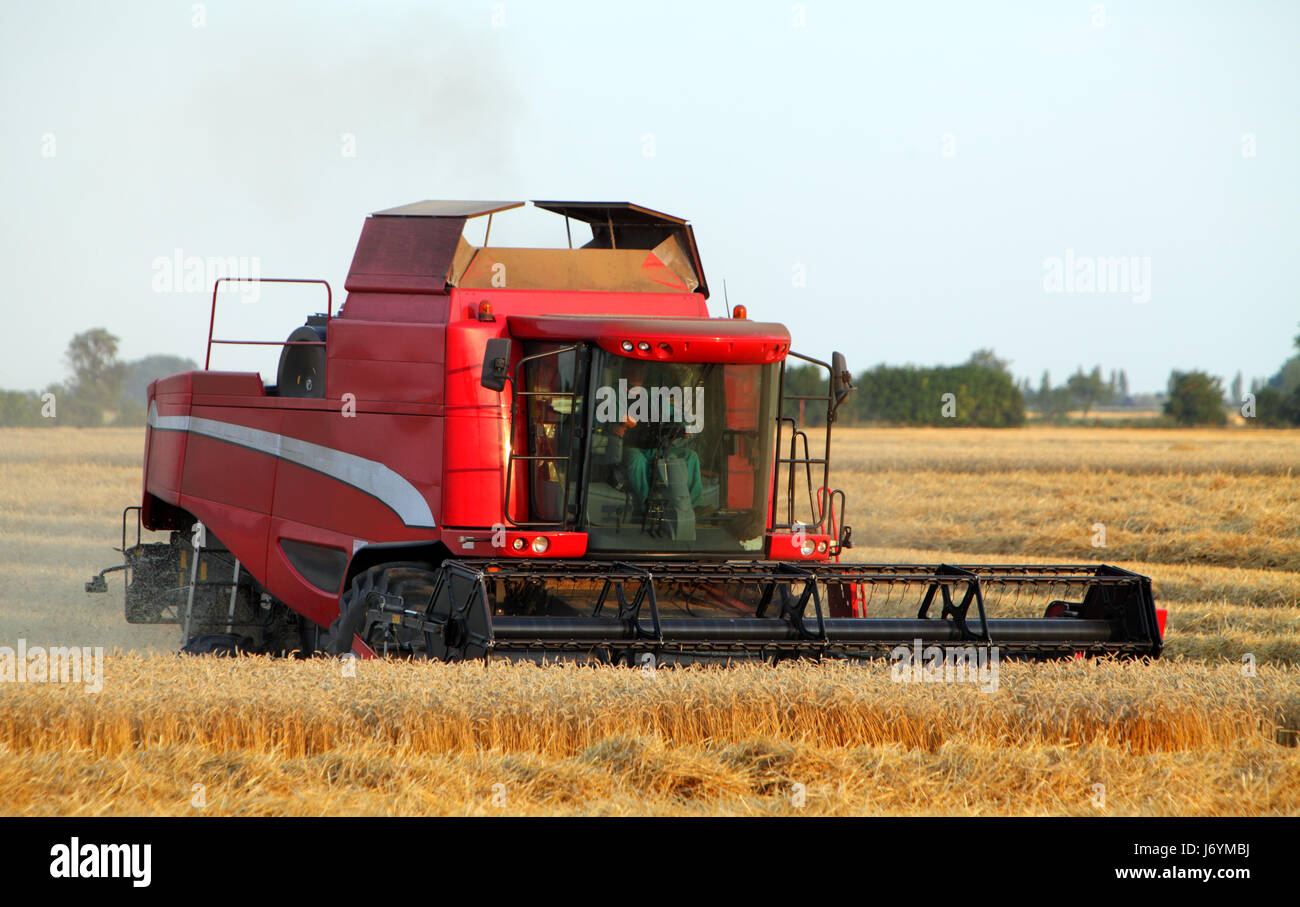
0, 426, 1296, 815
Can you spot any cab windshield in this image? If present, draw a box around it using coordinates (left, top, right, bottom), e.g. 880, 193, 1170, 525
581, 351, 777, 554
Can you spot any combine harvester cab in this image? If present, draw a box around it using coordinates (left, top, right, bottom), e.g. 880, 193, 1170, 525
89, 200, 1165, 662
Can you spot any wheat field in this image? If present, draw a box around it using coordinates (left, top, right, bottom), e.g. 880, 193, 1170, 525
0, 426, 1297, 816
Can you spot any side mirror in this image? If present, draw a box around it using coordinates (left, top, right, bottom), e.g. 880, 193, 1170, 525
480, 337, 513, 392
830, 351, 854, 416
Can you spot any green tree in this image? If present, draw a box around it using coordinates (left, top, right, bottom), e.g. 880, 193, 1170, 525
1164, 371, 1227, 426
0, 390, 44, 426
1253, 387, 1299, 426
1250, 325, 1300, 426
1065, 365, 1107, 416
1264, 324, 1300, 397
1270, 357, 1300, 395
0, 337, 195, 427
1039, 386, 1074, 422
58, 328, 125, 426
852, 354, 1025, 427
967, 348, 1011, 374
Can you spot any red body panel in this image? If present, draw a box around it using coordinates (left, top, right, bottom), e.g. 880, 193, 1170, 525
264, 517, 358, 628
326, 319, 446, 403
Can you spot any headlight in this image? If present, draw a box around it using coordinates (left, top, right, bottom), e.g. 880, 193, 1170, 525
512, 537, 526, 551
531, 536, 550, 554
621, 340, 634, 352
800, 537, 816, 557
816, 540, 828, 554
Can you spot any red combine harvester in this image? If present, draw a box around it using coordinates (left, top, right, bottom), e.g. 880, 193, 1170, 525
88, 200, 1165, 662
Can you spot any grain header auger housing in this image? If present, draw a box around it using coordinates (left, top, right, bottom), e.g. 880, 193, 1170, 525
88, 200, 1166, 662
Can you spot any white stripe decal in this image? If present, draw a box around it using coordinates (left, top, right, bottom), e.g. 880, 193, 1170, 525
148, 402, 436, 528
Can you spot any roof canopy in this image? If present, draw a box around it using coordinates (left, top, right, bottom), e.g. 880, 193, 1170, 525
531, 201, 688, 225
372, 200, 524, 218
349, 200, 710, 298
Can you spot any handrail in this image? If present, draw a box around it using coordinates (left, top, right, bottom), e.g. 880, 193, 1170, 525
772, 352, 834, 532
205, 278, 333, 370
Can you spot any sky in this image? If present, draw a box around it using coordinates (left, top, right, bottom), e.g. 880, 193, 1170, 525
1, 0, 1296, 394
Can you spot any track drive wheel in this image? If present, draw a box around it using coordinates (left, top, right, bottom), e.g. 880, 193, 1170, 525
323, 562, 438, 656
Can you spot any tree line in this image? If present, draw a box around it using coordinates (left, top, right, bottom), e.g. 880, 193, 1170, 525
1020, 366, 1133, 418
783, 324, 1300, 428
1249, 326, 1300, 426
783, 349, 1026, 427
0, 329, 195, 427
1158, 327, 1300, 427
